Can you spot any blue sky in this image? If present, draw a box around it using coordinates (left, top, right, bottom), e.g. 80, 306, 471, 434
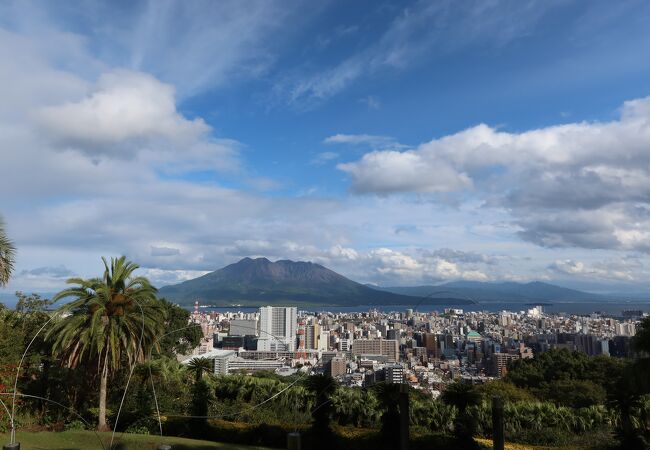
2, 0, 650, 294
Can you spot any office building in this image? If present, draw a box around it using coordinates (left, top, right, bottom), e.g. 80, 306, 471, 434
257, 306, 297, 351
385, 363, 405, 384
330, 357, 347, 377
352, 338, 399, 362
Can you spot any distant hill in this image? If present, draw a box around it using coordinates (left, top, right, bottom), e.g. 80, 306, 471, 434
157, 257, 473, 307
377, 281, 610, 303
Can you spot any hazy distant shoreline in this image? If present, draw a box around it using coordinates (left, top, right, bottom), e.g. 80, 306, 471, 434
192, 301, 650, 317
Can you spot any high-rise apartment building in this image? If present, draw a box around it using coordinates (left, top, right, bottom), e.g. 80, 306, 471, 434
305, 323, 321, 349
318, 330, 330, 351
257, 306, 297, 351
330, 357, 347, 377
352, 338, 399, 362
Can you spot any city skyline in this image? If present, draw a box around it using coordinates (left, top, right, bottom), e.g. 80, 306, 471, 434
3, 1, 650, 294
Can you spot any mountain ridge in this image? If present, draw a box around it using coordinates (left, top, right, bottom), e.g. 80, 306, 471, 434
376, 281, 612, 302
157, 257, 473, 307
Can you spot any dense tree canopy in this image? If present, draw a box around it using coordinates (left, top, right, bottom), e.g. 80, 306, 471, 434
507, 349, 625, 404
156, 298, 203, 357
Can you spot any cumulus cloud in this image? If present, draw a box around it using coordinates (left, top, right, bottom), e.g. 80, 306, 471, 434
425, 248, 498, 265
340, 96, 650, 252
547, 257, 641, 282
29, 69, 244, 177
141, 268, 210, 287
363, 248, 490, 283
37, 70, 208, 153
338, 150, 472, 194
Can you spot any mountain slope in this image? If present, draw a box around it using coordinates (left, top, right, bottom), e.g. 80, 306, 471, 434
157, 257, 472, 307
378, 281, 609, 302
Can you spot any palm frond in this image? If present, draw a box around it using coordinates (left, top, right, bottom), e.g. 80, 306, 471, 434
0, 216, 16, 287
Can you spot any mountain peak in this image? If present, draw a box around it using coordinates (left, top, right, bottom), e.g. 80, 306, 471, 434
158, 257, 471, 307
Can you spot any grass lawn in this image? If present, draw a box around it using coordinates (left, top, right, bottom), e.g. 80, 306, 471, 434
475, 438, 607, 450
0, 430, 273, 450
0, 430, 610, 450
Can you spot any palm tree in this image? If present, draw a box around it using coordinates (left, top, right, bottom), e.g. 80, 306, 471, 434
47, 256, 164, 431
441, 382, 482, 449
187, 357, 214, 383
305, 374, 338, 450
374, 382, 403, 450
0, 216, 15, 287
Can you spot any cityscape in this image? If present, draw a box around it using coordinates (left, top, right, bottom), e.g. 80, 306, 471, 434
185, 303, 644, 389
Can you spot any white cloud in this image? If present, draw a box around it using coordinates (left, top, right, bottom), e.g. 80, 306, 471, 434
548, 257, 641, 282
338, 150, 472, 194
140, 268, 210, 287
126, 0, 304, 98
324, 134, 397, 148
340, 96, 650, 252
362, 248, 489, 283
0, 0, 305, 99
37, 70, 208, 153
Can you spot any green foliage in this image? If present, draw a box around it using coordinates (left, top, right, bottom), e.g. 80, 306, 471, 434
46, 256, 165, 430
475, 380, 535, 403
15, 291, 52, 313
0, 216, 15, 287
633, 316, 650, 356
507, 348, 625, 406
410, 394, 456, 432
440, 382, 481, 412
441, 382, 482, 448
331, 386, 380, 427
187, 357, 213, 383
305, 374, 338, 450
156, 298, 203, 357
64, 419, 87, 431
125, 423, 151, 435
372, 382, 407, 449
543, 379, 607, 408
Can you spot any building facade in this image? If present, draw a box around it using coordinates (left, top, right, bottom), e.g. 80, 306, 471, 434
257, 306, 297, 351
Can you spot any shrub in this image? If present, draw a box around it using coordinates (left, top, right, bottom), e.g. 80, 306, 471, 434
64, 420, 86, 431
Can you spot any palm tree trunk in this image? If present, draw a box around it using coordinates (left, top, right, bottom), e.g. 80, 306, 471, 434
98, 351, 110, 431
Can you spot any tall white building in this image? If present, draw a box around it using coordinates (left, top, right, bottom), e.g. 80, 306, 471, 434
318, 330, 330, 351
257, 306, 297, 351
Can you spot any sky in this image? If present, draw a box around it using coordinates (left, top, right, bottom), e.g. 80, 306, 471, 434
2, 0, 650, 294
